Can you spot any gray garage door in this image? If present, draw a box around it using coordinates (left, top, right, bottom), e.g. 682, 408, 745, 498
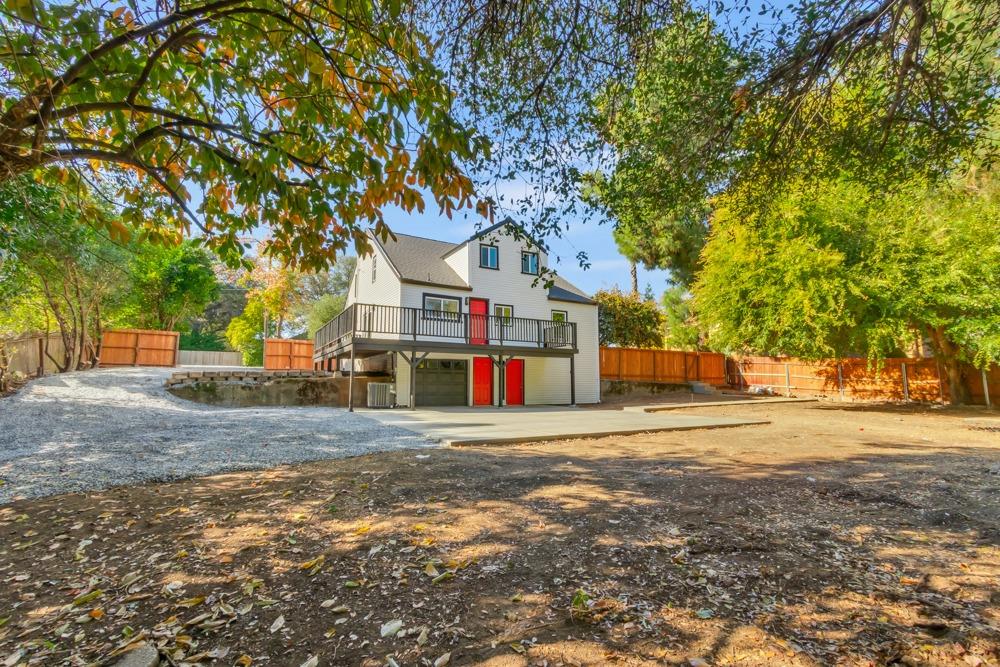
415, 359, 468, 406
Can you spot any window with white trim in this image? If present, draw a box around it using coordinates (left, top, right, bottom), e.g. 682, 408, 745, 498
494, 304, 513, 324
423, 294, 461, 319
551, 310, 567, 322
479, 244, 498, 269
521, 251, 539, 275
372, 255, 377, 283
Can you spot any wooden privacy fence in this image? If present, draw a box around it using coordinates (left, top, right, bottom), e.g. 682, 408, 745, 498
600, 347, 727, 385
99, 329, 179, 367
264, 338, 314, 370
728, 356, 998, 407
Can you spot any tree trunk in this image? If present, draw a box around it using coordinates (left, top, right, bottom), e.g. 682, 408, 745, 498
928, 326, 971, 405
0, 341, 9, 393
629, 261, 639, 296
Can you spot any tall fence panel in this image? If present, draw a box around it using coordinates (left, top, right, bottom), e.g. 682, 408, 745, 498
600, 347, 728, 385
264, 338, 314, 370
178, 350, 244, 366
100, 329, 179, 367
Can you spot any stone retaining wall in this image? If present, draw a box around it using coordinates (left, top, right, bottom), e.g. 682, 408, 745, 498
166, 370, 391, 408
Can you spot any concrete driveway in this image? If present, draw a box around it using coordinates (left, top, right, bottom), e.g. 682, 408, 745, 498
360, 405, 766, 445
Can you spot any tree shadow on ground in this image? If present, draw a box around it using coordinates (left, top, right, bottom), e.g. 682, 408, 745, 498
2, 427, 999, 666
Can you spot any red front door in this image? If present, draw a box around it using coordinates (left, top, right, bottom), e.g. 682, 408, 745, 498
473, 357, 493, 405
505, 359, 524, 406
469, 298, 488, 345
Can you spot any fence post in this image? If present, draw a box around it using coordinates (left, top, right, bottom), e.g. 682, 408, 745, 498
784, 363, 791, 397
837, 362, 845, 401
984, 369, 992, 409
936, 359, 945, 403
901, 362, 910, 402
37, 337, 44, 377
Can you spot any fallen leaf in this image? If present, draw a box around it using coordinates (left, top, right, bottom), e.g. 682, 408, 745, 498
269, 615, 285, 633
380, 619, 403, 637
72, 589, 103, 606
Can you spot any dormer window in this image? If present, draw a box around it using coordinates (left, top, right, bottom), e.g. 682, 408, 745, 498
521, 251, 539, 275
480, 244, 498, 269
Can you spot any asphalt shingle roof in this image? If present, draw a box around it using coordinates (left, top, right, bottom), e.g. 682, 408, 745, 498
373, 232, 470, 290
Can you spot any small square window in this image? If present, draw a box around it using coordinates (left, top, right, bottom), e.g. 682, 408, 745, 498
480, 244, 498, 269
494, 304, 513, 322
551, 310, 567, 322
521, 251, 539, 275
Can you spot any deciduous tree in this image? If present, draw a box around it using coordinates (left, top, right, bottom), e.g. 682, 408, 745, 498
125, 241, 220, 330
0, 0, 488, 269
594, 288, 664, 348
694, 172, 1000, 403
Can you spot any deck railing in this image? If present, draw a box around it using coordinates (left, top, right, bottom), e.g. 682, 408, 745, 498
315, 303, 577, 355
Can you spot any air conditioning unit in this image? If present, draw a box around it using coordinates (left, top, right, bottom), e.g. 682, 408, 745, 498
543, 324, 570, 347
367, 382, 395, 408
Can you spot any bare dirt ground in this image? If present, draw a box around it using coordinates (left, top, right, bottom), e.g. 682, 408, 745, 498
1, 402, 999, 667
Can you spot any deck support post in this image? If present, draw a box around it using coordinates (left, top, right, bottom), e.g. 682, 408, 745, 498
347, 347, 356, 412
570, 354, 576, 406
399, 350, 429, 410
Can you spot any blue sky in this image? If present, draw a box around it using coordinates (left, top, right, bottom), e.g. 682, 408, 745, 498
379, 203, 670, 297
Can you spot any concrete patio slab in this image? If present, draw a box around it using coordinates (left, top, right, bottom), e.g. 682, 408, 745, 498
359, 405, 767, 446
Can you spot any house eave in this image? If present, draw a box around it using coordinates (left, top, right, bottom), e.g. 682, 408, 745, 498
400, 278, 473, 291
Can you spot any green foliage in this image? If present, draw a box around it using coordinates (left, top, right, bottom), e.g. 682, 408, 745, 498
587, 7, 739, 285
693, 172, 1000, 402
226, 298, 265, 367
594, 288, 664, 348
1, 1, 488, 269
306, 294, 347, 338
661, 286, 701, 351
179, 330, 228, 352
0, 178, 129, 370
124, 241, 220, 331
587, 0, 1000, 281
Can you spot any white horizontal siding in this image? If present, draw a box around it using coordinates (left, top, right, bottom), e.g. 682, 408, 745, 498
347, 240, 401, 308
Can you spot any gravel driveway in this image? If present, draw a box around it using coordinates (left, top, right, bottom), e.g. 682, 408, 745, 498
0, 367, 433, 503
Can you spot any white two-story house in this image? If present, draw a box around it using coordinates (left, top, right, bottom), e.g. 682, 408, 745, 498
313, 218, 600, 408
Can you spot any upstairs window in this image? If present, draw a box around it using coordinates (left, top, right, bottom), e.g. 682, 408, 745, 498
371, 255, 377, 283
480, 244, 498, 269
521, 251, 539, 275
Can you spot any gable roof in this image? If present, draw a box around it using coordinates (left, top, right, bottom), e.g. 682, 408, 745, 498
446, 216, 548, 256
371, 225, 594, 305
371, 231, 471, 290
548, 275, 595, 304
